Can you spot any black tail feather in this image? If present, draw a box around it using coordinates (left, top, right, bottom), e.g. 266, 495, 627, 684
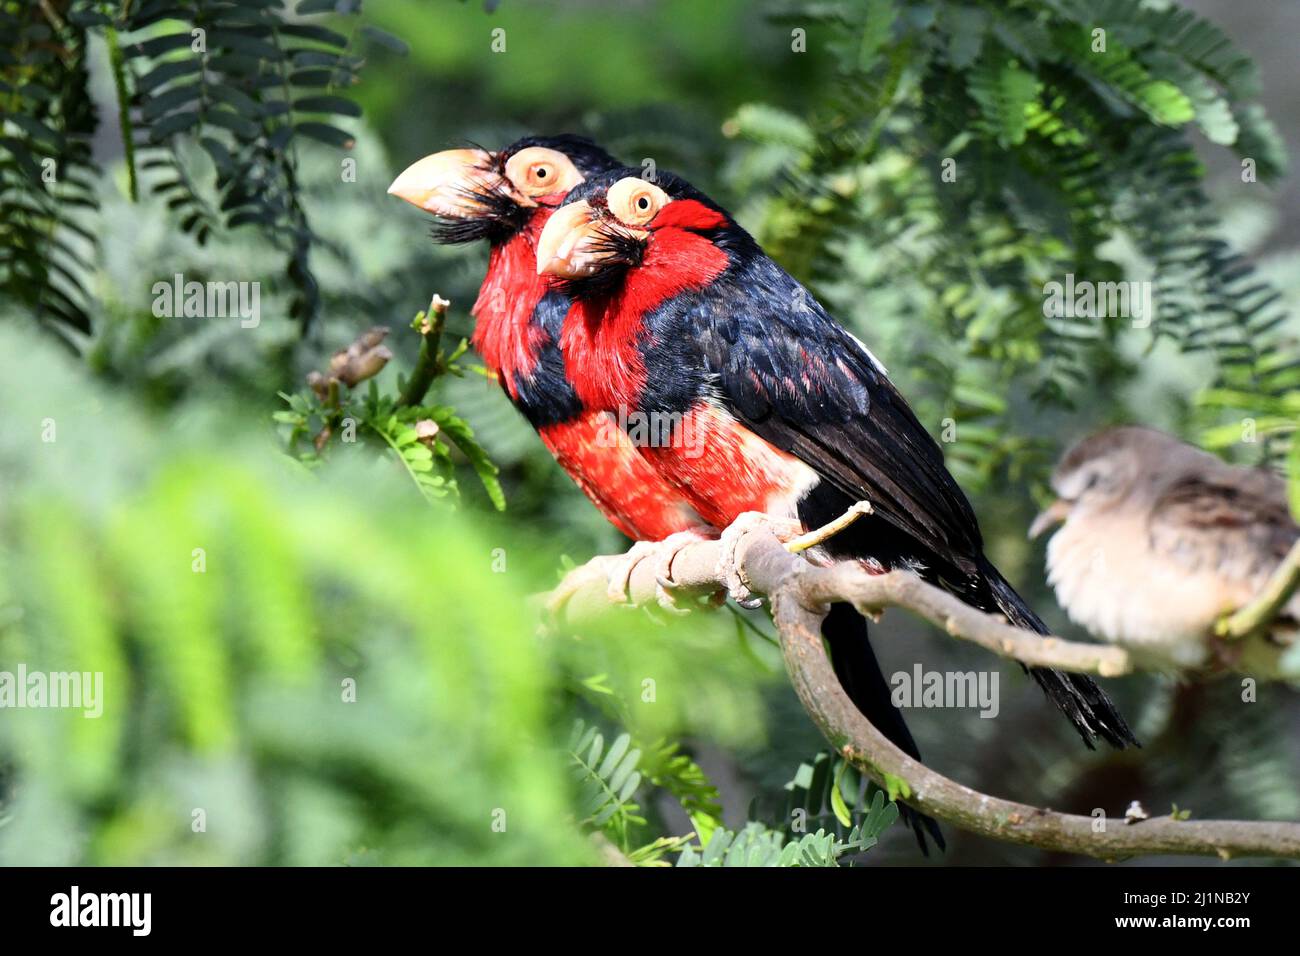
823, 602, 945, 855
978, 560, 1138, 751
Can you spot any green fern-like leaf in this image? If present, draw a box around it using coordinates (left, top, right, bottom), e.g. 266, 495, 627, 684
1053, 27, 1195, 126
967, 52, 1039, 147
676, 809, 893, 867
567, 719, 646, 850
639, 739, 724, 844
781, 750, 901, 841
412, 405, 506, 511
0, 1, 100, 336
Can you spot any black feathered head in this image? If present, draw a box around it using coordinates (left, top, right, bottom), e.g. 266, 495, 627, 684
536, 166, 753, 299
388, 134, 619, 246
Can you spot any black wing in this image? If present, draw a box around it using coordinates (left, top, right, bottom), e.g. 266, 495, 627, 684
682, 257, 984, 570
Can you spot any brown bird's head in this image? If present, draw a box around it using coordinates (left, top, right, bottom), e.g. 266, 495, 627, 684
387, 135, 619, 246
1030, 426, 1188, 538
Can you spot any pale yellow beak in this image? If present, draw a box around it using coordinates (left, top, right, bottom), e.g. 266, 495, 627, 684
537, 201, 600, 277
387, 148, 512, 216
1029, 499, 1073, 540
536, 200, 646, 278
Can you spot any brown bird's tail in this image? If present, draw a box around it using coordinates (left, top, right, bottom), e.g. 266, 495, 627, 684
978, 559, 1138, 750
823, 602, 945, 855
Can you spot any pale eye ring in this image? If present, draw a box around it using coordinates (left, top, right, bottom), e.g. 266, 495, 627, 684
606, 177, 668, 226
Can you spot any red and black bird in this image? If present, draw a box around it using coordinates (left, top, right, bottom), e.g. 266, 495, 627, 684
387, 137, 707, 544
537, 168, 1139, 851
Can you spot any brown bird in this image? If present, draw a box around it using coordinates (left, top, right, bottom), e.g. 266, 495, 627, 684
1031, 425, 1300, 680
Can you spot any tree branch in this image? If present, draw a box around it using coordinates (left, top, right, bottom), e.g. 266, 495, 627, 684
1216, 536, 1300, 640
548, 525, 1134, 677
546, 517, 1300, 861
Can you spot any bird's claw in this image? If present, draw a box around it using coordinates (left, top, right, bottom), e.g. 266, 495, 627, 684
649, 529, 715, 614
606, 531, 712, 614
652, 574, 690, 616
605, 540, 660, 604
715, 511, 802, 608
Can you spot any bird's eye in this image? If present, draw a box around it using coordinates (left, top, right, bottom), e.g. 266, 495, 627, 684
606, 177, 669, 227
502, 147, 583, 198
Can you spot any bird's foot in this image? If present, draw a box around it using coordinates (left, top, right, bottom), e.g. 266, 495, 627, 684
605, 540, 661, 604
652, 529, 721, 615
607, 530, 714, 614
715, 512, 804, 608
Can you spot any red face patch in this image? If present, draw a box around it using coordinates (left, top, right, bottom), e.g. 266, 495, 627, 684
648, 198, 727, 232
470, 209, 553, 394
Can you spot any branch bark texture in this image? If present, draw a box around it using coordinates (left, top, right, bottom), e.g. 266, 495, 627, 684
547, 522, 1300, 861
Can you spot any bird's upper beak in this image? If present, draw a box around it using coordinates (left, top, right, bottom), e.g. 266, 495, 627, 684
387, 148, 519, 217
1028, 499, 1073, 540
536, 200, 645, 278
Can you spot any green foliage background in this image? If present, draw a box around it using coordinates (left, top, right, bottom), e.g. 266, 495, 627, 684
1, 0, 1298, 865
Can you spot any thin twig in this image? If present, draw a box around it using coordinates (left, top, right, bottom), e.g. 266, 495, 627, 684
1216, 536, 1300, 640
38, 0, 66, 31
786, 500, 871, 553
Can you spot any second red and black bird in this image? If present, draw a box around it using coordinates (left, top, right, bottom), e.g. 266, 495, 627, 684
537, 168, 1139, 849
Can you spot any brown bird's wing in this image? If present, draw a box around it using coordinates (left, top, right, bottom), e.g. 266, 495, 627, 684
1148, 467, 1299, 582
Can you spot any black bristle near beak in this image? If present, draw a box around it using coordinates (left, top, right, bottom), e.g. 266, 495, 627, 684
548, 223, 645, 300
428, 181, 531, 245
